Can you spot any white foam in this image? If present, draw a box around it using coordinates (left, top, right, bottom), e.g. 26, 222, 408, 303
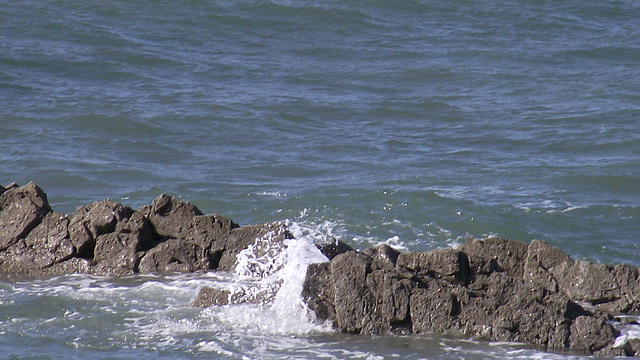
206, 223, 331, 335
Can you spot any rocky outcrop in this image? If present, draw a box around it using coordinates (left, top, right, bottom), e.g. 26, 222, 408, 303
0, 181, 288, 277
302, 238, 640, 356
2, 181, 639, 356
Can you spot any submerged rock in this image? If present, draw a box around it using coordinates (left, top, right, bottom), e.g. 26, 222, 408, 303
1, 181, 639, 357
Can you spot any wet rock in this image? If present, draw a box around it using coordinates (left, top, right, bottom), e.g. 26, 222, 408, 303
68, 199, 134, 260
3, 182, 640, 357
363, 244, 400, 271
459, 237, 528, 277
397, 248, 470, 284
24, 211, 75, 269
0, 182, 52, 251
570, 315, 619, 353
192, 286, 231, 308
138, 239, 209, 273
140, 194, 240, 270
302, 237, 640, 356
216, 222, 291, 271
302, 262, 335, 324
92, 211, 154, 276
316, 239, 353, 260
330, 251, 375, 334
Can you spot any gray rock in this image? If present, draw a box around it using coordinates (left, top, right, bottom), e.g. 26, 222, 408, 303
301, 237, 639, 356
138, 239, 209, 273
459, 237, 528, 278
192, 286, 231, 308
0, 182, 52, 251
216, 222, 291, 271
316, 239, 353, 260
570, 315, 619, 353
302, 262, 335, 324
68, 199, 134, 259
140, 194, 239, 270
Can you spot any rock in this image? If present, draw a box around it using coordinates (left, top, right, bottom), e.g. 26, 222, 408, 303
216, 222, 291, 271
140, 194, 239, 270
24, 211, 75, 269
302, 262, 335, 324
410, 280, 460, 334
192, 286, 231, 308
459, 237, 528, 278
301, 237, 640, 356
397, 248, 470, 284
68, 199, 134, 259
363, 244, 400, 271
316, 239, 353, 260
92, 211, 154, 276
330, 251, 374, 333
627, 339, 640, 356
0, 182, 52, 251
3, 181, 640, 357
569, 315, 619, 353
138, 239, 209, 273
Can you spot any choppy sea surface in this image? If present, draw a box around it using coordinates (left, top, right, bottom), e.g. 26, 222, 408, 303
1, 0, 639, 358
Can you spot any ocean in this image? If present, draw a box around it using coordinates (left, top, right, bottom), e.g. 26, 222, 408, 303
1, 0, 639, 358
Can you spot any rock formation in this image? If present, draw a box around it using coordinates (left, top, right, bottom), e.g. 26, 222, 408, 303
0, 181, 290, 277
1, 181, 639, 356
302, 239, 640, 357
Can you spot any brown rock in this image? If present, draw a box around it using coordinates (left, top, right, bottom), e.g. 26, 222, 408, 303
192, 286, 231, 308
569, 315, 619, 353
459, 237, 528, 278
23, 211, 75, 269
216, 222, 291, 271
396, 248, 470, 284
138, 239, 209, 273
330, 251, 373, 333
92, 211, 154, 275
302, 262, 335, 324
0, 182, 52, 251
68, 200, 134, 259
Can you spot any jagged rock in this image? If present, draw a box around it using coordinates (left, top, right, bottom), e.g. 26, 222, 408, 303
363, 244, 400, 271
138, 239, 209, 273
0, 182, 52, 251
570, 315, 619, 353
302, 262, 335, 324
459, 237, 528, 277
92, 211, 154, 276
397, 248, 470, 284
192, 287, 232, 308
24, 211, 75, 269
140, 194, 239, 270
628, 339, 640, 356
330, 251, 375, 333
302, 237, 637, 356
316, 239, 353, 260
216, 222, 291, 271
68, 199, 134, 259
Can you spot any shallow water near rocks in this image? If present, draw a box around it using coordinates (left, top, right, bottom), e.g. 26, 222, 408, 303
1, 0, 639, 358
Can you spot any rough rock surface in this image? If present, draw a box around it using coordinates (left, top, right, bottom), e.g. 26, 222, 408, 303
2, 182, 639, 357
302, 238, 640, 357
0, 182, 283, 277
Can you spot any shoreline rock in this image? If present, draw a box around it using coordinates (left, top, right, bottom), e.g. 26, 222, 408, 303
0, 181, 289, 277
302, 238, 640, 357
1, 181, 639, 356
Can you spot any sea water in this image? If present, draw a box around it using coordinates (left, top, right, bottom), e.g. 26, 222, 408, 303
1, 0, 639, 358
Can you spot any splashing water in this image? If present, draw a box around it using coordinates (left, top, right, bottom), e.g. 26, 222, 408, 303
207, 222, 332, 335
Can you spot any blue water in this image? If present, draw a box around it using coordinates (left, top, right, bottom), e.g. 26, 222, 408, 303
1, 0, 639, 358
